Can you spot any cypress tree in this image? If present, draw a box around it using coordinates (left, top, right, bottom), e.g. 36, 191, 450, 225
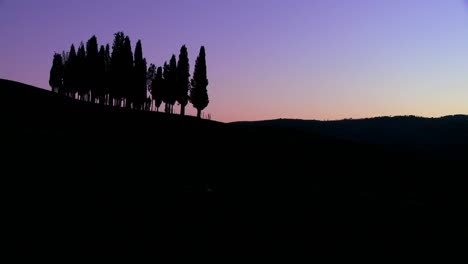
134, 40, 147, 110
49, 53, 64, 94
176, 45, 190, 116
151, 66, 163, 112
147, 63, 156, 110
96, 45, 106, 104
162, 61, 170, 113
104, 44, 111, 105
190, 46, 209, 118
110, 32, 126, 106
76, 42, 86, 101
63, 44, 77, 98
86, 35, 99, 103
123, 36, 133, 108
168, 55, 177, 113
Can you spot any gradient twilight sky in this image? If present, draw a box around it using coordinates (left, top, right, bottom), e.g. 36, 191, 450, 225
1, 0, 468, 122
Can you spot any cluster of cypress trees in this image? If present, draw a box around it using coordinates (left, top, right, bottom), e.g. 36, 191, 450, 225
49, 32, 209, 117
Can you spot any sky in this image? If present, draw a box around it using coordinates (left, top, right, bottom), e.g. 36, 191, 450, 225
1, 0, 468, 122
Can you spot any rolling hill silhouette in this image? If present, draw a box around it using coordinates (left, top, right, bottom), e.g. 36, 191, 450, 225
2, 79, 466, 259
235, 116, 468, 146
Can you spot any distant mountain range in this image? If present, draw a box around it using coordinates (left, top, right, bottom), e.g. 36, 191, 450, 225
233, 115, 468, 146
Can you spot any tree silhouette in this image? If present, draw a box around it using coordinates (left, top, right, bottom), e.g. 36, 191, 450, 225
86, 36, 99, 103
50, 33, 214, 118
151, 66, 163, 112
162, 61, 170, 113
123, 36, 133, 108
104, 44, 111, 105
110, 32, 126, 107
95, 45, 107, 104
147, 64, 156, 110
76, 43, 87, 101
190, 46, 209, 118
168, 55, 177, 114
63, 44, 77, 98
49, 53, 64, 94
147, 64, 156, 84
134, 40, 147, 110
176, 45, 190, 116
61, 51, 69, 64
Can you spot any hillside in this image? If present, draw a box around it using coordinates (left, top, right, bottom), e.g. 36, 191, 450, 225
234, 116, 468, 146
1, 79, 466, 259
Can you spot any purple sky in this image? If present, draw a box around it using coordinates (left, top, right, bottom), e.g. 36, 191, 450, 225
1, 0, 468, 122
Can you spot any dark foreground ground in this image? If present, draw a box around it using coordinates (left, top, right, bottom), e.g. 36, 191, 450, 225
1, 79, 467, 260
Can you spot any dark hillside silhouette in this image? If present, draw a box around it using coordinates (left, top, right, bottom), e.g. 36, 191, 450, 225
235, 117, 468, 150
2, 79, 466, 259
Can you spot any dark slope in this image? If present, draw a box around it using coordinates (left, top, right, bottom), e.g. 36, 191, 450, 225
234, 116, 468, 146
2, 79, 466, 259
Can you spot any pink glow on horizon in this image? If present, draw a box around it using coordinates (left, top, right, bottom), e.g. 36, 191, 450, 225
1, 0, 468, 122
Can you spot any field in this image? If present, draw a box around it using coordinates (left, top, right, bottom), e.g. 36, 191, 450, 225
2, 79, 466, 259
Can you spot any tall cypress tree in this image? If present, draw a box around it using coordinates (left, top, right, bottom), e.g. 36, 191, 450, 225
162, 61, 170, 113
190, 46, 209, 118
151, 66, 163, 112
86, 35, 99, 103
104, 44, 111, 105
96, 45, 106, 104
147, 63, 156, 110
123, 36, 133, 108
110, 32, 126, 106
168, 55, 177, 113
63, 44, 77, 98
176, 45, 190, 116
134, 40, 147, 110
49, 53, 64, 94
147, 64, 156, 85
76, 42, 87, 101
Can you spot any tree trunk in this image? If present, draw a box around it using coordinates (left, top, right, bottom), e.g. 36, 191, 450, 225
180, 106, 185, 116
197, 109, 201, 119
